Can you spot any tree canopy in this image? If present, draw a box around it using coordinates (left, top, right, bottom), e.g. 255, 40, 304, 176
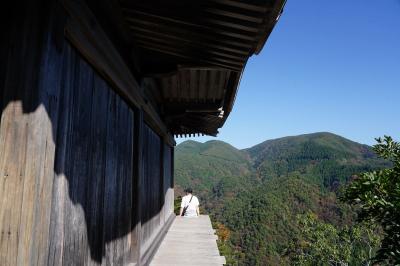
342, 136, 400, 264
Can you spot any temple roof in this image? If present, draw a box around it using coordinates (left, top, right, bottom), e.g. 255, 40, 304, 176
97, 0, 286, 136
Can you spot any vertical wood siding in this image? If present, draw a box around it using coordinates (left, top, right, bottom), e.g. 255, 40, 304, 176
0, 3, 56, 265
47, 43, 135, 266
0, 3, 137, 264
0, 2, 175, 265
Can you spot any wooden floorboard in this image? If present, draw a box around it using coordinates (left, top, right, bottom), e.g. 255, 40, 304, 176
150, 215, 225, 266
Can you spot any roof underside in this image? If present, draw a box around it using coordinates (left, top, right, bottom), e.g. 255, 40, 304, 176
118, 0, 286, 137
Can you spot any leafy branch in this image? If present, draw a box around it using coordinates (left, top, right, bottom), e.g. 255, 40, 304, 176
341, 136, 400, 264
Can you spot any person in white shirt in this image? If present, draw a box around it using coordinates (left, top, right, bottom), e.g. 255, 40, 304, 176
179, 188, 200, 217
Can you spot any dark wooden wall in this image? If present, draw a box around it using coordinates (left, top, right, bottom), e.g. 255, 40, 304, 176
47, 42, 135, 266
0, 1, 175, 265
139, 125, 176, 263
141, 124, 162, 252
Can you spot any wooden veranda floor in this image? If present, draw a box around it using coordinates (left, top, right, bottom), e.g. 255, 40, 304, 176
150, 215, 226, 266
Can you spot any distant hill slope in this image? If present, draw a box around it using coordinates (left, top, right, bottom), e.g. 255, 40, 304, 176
174, 133, 389, 265
246, 132, 374, 159
177, 140, 249, 163
175, 140, 255, 211
244, 132, 387, 188
246, 132, 375, 163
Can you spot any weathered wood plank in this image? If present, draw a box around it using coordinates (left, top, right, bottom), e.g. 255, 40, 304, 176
150, 215, 225, 266
47, 43, 76, 266
0, 2, 58, 265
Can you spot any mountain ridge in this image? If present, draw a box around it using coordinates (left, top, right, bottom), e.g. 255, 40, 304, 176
177, 132, 379, 167
178, 132, 372, 152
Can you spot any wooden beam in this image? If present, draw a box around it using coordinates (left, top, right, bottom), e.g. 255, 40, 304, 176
204, 8, 263, 23
171, 121, 220, 136
119, 0, 268, 14
134, 40, 244, 67
120, 2, 263, 32
178, 65, 240, 71
123, 9, 257, 41
133, 41, 243, 71
205, 17, 259, 33
208, 0, 269, 12
92, 0, 143, 74
128, 23, 253, 50
137, 46, 241, 72
164, 102, 222, 110
130, 32, 248, 61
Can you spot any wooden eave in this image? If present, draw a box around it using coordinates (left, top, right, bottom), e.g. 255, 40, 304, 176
77, 0, 286, 138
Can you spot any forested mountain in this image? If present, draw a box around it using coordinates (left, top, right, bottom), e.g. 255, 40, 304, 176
175, 140, 255, 211
174, 132, 389, 265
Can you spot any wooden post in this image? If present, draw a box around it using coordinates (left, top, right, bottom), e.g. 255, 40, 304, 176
132, 108, 144, 265
171, 147, 175, 189
159, 141, 165, 224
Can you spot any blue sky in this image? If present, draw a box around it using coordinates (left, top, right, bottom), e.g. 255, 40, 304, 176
177, 0, 400, 149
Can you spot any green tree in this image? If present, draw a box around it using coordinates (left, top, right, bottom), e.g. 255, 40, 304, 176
287, 212, 380, 266
342, 136, 400, 264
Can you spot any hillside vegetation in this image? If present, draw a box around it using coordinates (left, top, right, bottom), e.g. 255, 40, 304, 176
174, 132, 389, 265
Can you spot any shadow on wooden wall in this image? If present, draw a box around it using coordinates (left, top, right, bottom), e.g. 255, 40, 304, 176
0, 1, 173, 265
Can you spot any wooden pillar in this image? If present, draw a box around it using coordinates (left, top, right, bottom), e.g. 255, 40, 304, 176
171, 147, 175, 189
159, 141, 165, 224
132, 108, 144, 265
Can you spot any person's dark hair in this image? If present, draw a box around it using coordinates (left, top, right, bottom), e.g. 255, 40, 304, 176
184, 188, 193, 194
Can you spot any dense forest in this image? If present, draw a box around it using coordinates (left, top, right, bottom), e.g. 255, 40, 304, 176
174, 132, 390, 265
